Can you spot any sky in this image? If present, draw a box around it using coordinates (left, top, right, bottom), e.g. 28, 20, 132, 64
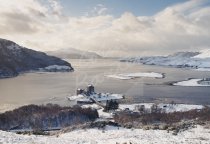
59, 0, 185, 17
0, 0, 210, 57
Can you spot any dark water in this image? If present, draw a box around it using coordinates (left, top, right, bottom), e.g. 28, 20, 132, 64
0, 59, 210, 111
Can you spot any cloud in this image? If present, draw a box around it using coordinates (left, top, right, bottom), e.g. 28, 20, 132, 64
85, 4, 108, 16
48, 0, 63, 15
0, 0, 210, 57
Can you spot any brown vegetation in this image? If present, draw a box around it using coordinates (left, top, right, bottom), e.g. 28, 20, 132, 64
114, 106, 210, 126
0, 104, 98, 131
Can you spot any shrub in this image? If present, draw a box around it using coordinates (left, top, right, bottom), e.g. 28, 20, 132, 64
114, 107, 210, 126
0, 104, 99, 131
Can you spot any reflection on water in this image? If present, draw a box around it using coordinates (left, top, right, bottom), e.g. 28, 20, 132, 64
0, 59, 210, 111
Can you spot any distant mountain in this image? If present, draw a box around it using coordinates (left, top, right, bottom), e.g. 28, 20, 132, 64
0, 38, 73, 78
121, 51, 210, 70
47, 48, 102, 59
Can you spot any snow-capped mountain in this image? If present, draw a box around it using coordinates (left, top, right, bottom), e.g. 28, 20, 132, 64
47, 48, 102, 59
121, 51, 210, 70
0, 38, 73, 78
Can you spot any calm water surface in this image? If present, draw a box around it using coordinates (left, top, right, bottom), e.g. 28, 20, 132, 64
0, 59, 210, 111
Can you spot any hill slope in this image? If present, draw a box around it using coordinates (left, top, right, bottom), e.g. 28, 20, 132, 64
0, 38, 73, 78
121, 51, 210, 70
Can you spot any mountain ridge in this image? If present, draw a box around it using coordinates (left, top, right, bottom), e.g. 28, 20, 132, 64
47, 48, 102, 59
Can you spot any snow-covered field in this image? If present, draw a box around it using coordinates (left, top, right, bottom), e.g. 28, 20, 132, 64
119, 103, 204, 113
106, 72, 163, 80
173, 79, 210, 87
81, 103, 204, 119
0, 125, 210, 144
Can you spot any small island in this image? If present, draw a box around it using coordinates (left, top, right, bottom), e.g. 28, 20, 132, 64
105, 72, 164, 80
173, 78, 210, 87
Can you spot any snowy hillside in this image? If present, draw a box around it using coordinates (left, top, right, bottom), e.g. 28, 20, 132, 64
0, 103, 209, 143
121, 51, 210, 70
0, 38, 73, 78
0, 125, 210, 144
47, 48, 102, 59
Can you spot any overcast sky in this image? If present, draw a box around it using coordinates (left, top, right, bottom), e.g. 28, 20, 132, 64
0, 0, 210, 57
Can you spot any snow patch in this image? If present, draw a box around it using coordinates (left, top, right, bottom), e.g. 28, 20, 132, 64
39, 65, 72, 72
193, 49, 210, 59
119, 103, 204, 113
173, 79, 210, 87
